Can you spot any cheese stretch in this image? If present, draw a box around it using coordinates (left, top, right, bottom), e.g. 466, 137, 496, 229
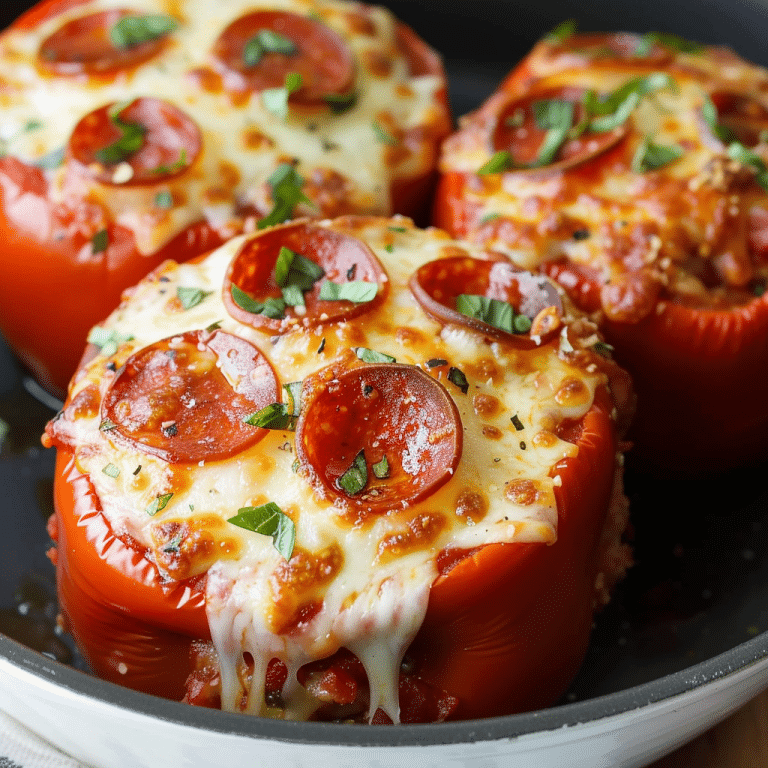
49, 216, 617, 722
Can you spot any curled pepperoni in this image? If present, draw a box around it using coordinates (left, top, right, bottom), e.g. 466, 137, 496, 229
410, 255, 563, 346
67, 97, 200, 186
223, 221, 388, 333
295, 363, 462, 519
492, 87, 627, 175
211, 10, 354, 105
102, 329, 279, 464
38, 9, 174, 76
702, 91, 768, 148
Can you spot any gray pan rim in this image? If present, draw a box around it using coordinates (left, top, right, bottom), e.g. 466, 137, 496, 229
2, 630, 767, 746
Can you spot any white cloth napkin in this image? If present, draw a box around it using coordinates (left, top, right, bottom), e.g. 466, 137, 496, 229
0, 709, 88, 768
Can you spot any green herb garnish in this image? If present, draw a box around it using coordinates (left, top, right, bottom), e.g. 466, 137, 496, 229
632, 137, 683, 173
531, 98, 575, 165
447, 367, 469, 394
511, 414, 524, 431
338, 450, 368, 495
243, 29, 297, 67
102, 463, 120, 478
154, 190, 173, 209
146, 492, 173, 516
318, 280, 378, 303
87, 326, 133, 357
728, 142, 768, 191
274, 246, 325, 291
634, 32, 703, 58
372, 121, 399, 146
228, 502, 295, 560
324, 91, 358, 114
425, 358, 448, 368
587, 73, 675, 133
243, 402, 296, 430
262, 72, 303, 121
545, 19, 577, 42
456, 294, 517, 333
99, 418, 117, 432
354, 347, 396, 363
372, 455, 390, 479
258, 163, 313, 229
34, 146, 65, 170
177, 286, 212, 310
95, 102, 146, 165
110, 14, 177, 49
151, 149, 187, 176
91, 229, 109, 254
478, 150, 514, 175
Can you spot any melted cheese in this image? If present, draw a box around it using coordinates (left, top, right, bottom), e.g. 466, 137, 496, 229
439, 40, 768, 318
54, 217, 613, 722
0, 0, 448, 253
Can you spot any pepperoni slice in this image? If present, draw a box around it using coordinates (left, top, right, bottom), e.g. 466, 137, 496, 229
295, 363, 462, 520
67, 97, 200, 186
410, 255, 563, 346
211, 10, 354, 106
223, 221, 388, 333
703, 91, 768, 147
38, 9, 174, 76
492, 87, 627, 175
102, 329, 279, 464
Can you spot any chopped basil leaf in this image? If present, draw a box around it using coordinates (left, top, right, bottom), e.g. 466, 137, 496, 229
754, 281, 767, 297
243, 29, 297, 67
91, 229, 109, 254
110, 14, 177, 49
479, 212, 500, 224
151, 149, 187, 176
545, 19, 577, 42
588, 73, 675, 133
425, 358, 448, 368
281, 283, 305, 306
635, 32, 703, 57
456, 294, 514, 333
354, 347, 396, 363
530, 99, 575, 165
318, 280, 377, 303
511, 414, 524, 431
102, 463, 120, 478
383, 244, 394, 253
324, 91, 358, 114
632, 138, 684, 173
228, 502, 295, 560
338, 450, 367, 495
505, 109, 526, 129
176, 286, 212, 310
283, 381, 302, 418
34, 146, 64, 170
162, 534, 183, 554
317, 337, 326, 354
388, 226, 407, 233
372, 455, 390, 479
727, 142, 768, 191
230, 284, 265, 314
99, 418, 117, 432
262, 72, 303, 121
261, 296, 287, 319
513, 314, 533, 333
448, 367, 469, 394
95, 102, 146, 165
154, 190, 173, 209
701, 95, 736, 143
573, 228, 590, 241
205, 320, 223, 332
478, 150, 514, 175
146, 492, 173, 516
87, 327, 132, 357
244, 402, 296, 430
162, 422, 177, 437
0, 418, 9, 446
372, 121, 398, 146
258, 163, 313, 229
275, 246, 325, 291
133, 465, 142, 476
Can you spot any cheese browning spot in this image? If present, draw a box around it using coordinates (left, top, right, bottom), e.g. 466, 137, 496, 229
455, 488, 489, 524
504, 479, 540, 506
375, 512, 447, 564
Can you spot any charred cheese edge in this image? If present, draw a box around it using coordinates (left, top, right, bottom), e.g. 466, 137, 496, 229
439, 37, 768, 316
0, 0, 448, 254
50, 216, 620, 722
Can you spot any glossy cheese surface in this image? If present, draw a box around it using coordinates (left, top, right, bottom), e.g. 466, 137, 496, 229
47, 215, 623, 722
437, 32, 768, 322
0, 0, 449, 254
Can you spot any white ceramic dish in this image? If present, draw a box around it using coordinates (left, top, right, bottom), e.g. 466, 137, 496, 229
2, 0, 768, 765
